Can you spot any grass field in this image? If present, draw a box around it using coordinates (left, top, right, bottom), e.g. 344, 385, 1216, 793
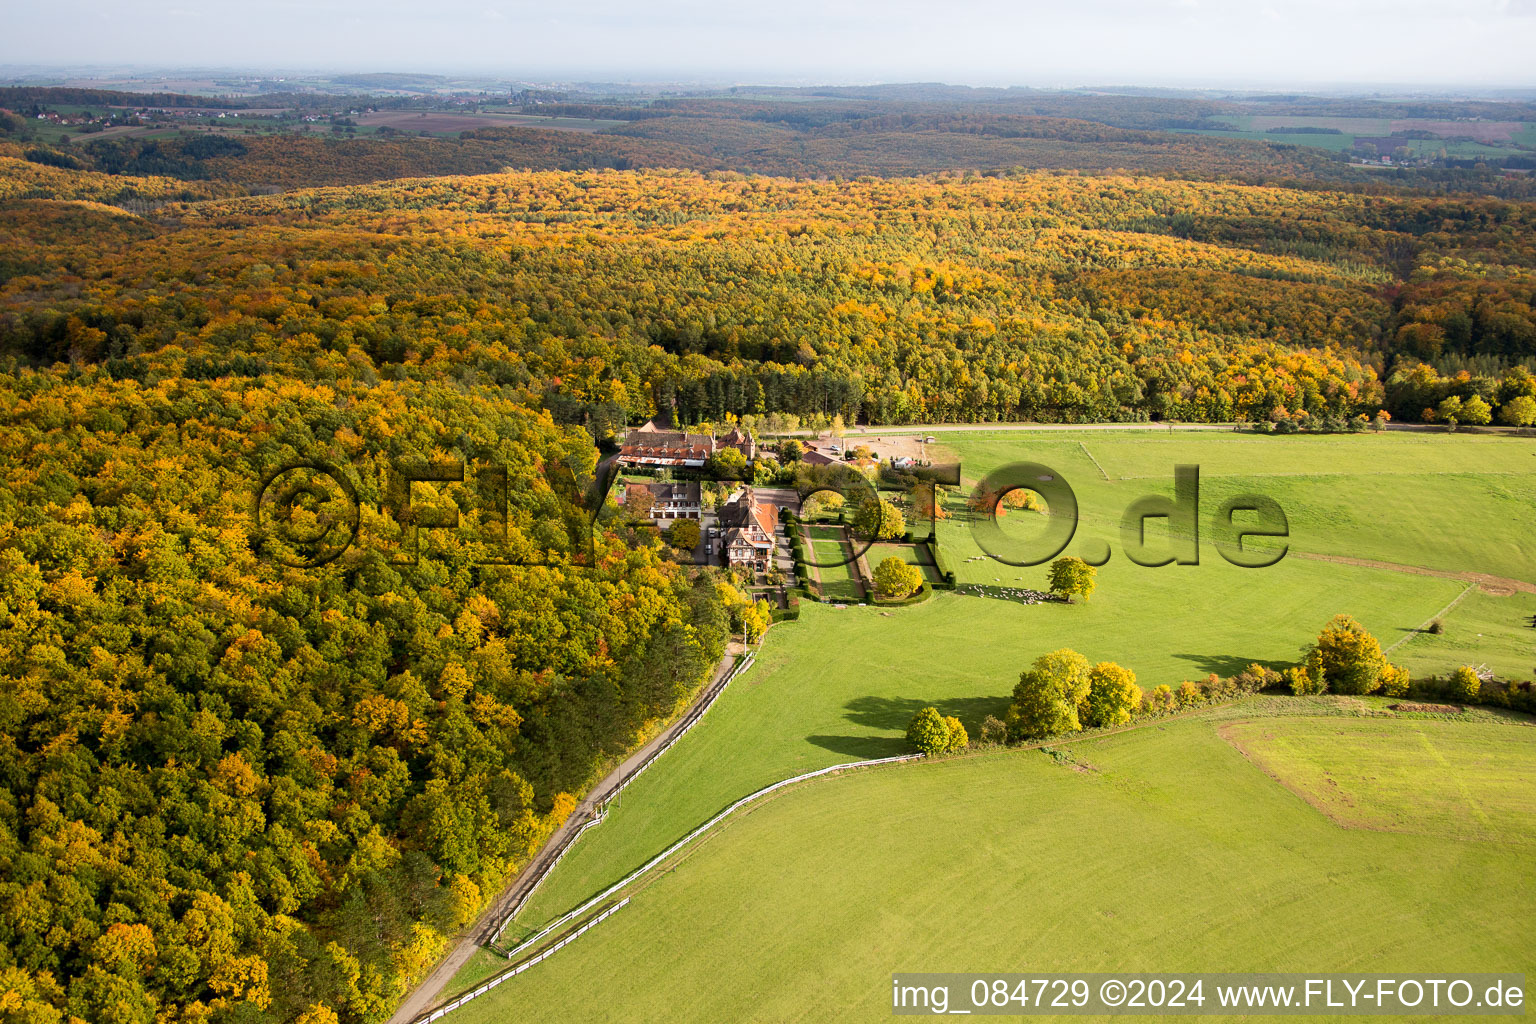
1187, 114, 1532, 160
441, 430, 1535, 1015
865, 541, 941, 584
1221, 717, 1536, 843
934, 431, 1535, 581
454, 706, 1535, 1022
1176, 127, 1516, 160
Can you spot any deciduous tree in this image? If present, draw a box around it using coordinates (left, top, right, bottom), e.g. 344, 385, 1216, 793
1047, 556, 1097, 603
1006, 648, 1092, 740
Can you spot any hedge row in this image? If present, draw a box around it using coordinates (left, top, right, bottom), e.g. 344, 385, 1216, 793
767, 592, 802, 622
1408, 673, 1536, 713
926, 540, 957, 589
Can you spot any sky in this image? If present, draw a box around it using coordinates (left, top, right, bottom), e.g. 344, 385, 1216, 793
4, 0, 1534, 89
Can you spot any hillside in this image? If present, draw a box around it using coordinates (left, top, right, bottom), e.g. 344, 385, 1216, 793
1, 150, 1534, 1024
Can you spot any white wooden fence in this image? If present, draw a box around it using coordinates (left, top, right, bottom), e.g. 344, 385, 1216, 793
487, 651, 755, 946
499, 750, 922, 964
414, 648, 923, 1024
414, 899, 629, 1023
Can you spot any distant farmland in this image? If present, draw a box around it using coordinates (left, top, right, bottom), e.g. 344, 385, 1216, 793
353, 110, 624, 134
1184, 113, 1536, 161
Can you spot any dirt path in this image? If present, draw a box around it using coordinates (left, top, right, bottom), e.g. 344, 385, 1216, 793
778, 421, 1242, 438
1289, 551, 1535, 596
387, 645, 745, 1024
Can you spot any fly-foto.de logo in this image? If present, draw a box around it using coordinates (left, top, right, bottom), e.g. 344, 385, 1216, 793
249, 453, 1289, 571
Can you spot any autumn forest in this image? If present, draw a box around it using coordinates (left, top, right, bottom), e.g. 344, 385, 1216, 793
1, 83, 1536, 1024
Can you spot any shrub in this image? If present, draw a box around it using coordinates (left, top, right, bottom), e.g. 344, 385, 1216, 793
1507, 681, 1536, 714
872, 556, 923, 599
1006, 648, 1091, 741
905, 706, 952, 755
1378, 663, 1411, 698
1083, 662, 1141, 728
1175, 680, 1204, 707
1047, 556, 1097, 603
1286, 665, 1324, 695
1448, 665, 1481, 704
1308, 614, 1385, 694
1232, 662, 1282, 693
977, 715, 1008, 746
1143, 684, 1176, 714
942, 715, 969, 752
1427, 618, 1444, 635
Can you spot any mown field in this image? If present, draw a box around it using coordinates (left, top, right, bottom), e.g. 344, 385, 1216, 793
454, 706, 1535, 1022
806, 524, 864, 602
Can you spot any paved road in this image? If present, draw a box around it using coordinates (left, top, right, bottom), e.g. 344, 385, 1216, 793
385, 644, 745, 1024
771, 420, 1479, 438
774, 421, 1245, 438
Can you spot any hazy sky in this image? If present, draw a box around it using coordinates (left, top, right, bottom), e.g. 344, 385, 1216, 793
5, 0, 1534, 88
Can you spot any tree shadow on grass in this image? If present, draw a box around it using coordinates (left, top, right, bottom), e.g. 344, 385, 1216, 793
1171, 652, 1289, 679
805, 734, 909, 760
843, 693, 1009, 731
806, 694, 1010, 759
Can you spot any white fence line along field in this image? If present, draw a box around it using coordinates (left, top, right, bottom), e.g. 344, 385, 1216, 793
414, 899, 630, 1024
1385, 582, 1478, 655
488, 651, 755, 947
499, 750, 925, 964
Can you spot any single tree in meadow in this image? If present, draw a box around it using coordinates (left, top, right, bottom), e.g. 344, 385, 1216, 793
910, 483, 952, 522
1001, 487, 1044, 514
1048, 556, 1097, 603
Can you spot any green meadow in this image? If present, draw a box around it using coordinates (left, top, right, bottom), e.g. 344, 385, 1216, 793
445, 430, 1536, 1014
456, 707, 1535, 1023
